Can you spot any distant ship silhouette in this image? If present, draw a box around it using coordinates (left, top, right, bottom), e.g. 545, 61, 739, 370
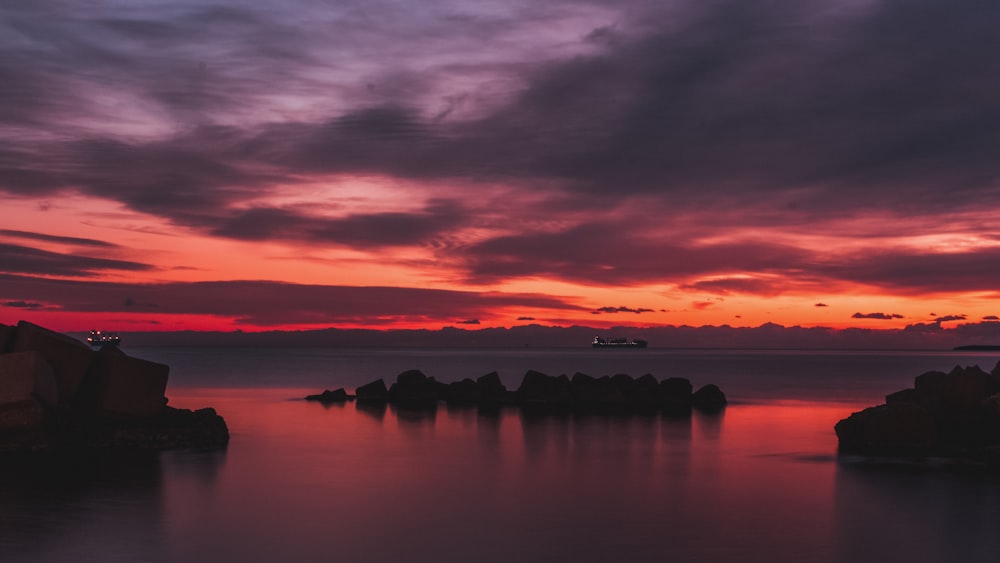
592, 336, 647, 348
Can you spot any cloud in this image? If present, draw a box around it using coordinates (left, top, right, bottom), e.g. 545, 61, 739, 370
457, 319, 481, 325
0, 229, 117, 248
814, 303, 828, 307
4, 301, 43, 309
984, 315, 999, 321
592, 306, 655, 314
0, 243, 153, 277
852, 312, 904, 320
934, 314, 967, 323
517, 316, 536, 321
3, 0, 1000, 302
0, 274, 586, 327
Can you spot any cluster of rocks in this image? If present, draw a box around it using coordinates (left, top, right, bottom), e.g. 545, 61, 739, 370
835, 362, 1000, 461
307, 369, 727, 414
0, 321, 229, 452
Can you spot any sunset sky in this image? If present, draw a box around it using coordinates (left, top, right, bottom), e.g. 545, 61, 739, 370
2, 0, 1000, 334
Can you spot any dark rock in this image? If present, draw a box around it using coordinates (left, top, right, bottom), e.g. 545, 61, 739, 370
12, 321, 94, 410
0, 323, 14, 354
388, 370, 443, 408
660, 377, 694, 414
570, 373, 626, 411
0, 321, 228, 454
837, 362, 1000, 459
57, 406, 229, 450
355, 379, 388, 403
835, 402, 938, 455
517, 370, 572, 411
885, 388, 917, 404
446, 378, 481, 404
0, 351, 59, 409
305, 388, 350, 402
0, 399, 47, 432
691, 384, 727, 412
477, 371, 511, 404
81, 347, 169, 417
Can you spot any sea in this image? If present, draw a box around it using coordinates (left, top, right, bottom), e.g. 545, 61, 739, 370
3, 347, 1000, 562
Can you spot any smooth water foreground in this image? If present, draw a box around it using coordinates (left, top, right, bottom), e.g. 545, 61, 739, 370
3, 348, 1000, 562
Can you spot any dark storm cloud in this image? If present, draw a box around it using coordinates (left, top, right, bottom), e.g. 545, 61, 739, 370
820, 247, 1000, 294
0, 229, 117, 248
0, 243, 152, 277
0, 274, 585, 326
212, 200, 466, 247
459, 221, 809, 285
682, 278, 787, 296
852, 312, 904, 320
4, 0, 1000, 286
4, 301, 44, 309
592, 306, 655, 314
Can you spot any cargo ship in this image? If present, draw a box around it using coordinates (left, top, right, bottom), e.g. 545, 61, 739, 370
87, 329, 121, 347
592, 336, 647, 348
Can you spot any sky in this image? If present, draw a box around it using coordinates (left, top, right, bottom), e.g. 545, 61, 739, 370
2, 0, 1000, 335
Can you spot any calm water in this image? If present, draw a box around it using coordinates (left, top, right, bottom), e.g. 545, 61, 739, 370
3, 348, 1000, 562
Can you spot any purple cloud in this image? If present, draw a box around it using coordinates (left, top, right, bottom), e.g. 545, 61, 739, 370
852, 312, 904, 320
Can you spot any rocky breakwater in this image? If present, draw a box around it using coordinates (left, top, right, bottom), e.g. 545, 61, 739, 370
307, 368, 727, 414
0, 321, 229, 452
835, 362, 1000, 461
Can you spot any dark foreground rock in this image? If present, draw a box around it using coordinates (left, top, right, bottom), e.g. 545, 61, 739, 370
329, 369, 726, 416
836, 362, 1000, 461
305, 388, 351, 402
0, 321, 229, 453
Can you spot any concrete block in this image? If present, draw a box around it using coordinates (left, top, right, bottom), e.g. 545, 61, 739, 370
0, 323, 14, 353
0, 399, 46, 431
90, 349, 169, 417
0, 351, 58, 409
12, 321, 94, 409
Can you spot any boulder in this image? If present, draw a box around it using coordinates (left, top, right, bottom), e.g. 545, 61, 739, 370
477, 371, 510, 404
660, 377, 694, 413
0, 350, 59, 409
83, 347, 168, 417
305, 388, 350, 402
570, 373, 626, 410
835, 402, 938, 454
837, 363, 1000, 458
12, 321, 94, 409
446, 378, 481, 404
517, 370, 572, 410
691, 384, 727, 412
388, 369, 444, 407
355, 379, 388, 403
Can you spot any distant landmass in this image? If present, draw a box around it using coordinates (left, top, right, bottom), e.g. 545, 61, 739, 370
954, 345, 1000, 351
60, 320, 1000, 350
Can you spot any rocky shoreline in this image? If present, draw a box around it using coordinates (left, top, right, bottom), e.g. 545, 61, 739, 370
307, 368, 727, 415
835, 361, 1000, 462
0, 321, 229, 453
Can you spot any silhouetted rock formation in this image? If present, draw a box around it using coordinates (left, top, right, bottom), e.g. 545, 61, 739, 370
692, 384, 728, 413
355, 379, 388, 403
835, 362, 1000, 460
389, 369, 447, 408
305, 388, 351, 403
334, 369, 726, 416
0, 321, 228, 453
